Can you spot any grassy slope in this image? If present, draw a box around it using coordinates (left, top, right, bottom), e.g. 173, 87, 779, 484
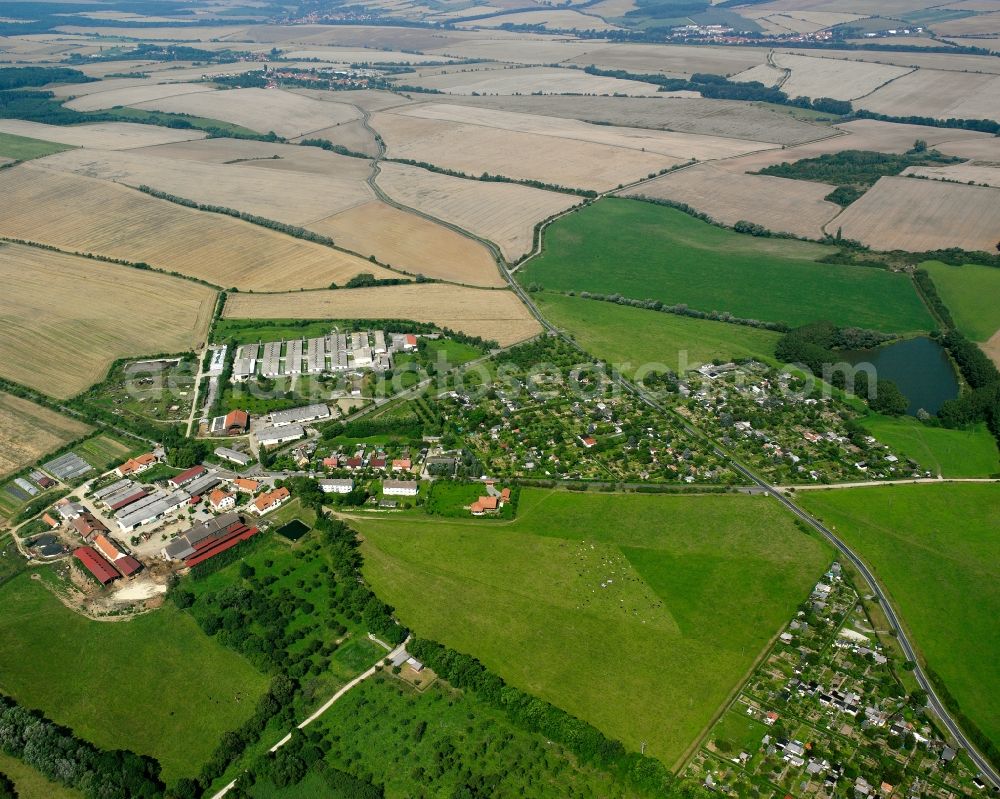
356, 489, 831, 764
862, 415, 1000, 477
0, 573, 270, 783
534, 290, 780, 374
0, 131, 71, 161
518, 198, 932, 333
798, 483, 1000, 744
922, 260, 1000, 342
0, 751, 81, 799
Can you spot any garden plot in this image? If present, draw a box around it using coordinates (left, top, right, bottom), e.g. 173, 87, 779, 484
223, 285, 542, 346
832, 176, 1000, 252
0, 164, 390, 291
308, 201, 505, 286
376, 161, 579, 261
0, 243, 214, 397
131, 87, 362, 138
0, 119, 206, 150
624, 163, 840, 239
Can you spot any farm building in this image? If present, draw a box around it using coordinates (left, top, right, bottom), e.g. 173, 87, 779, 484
93, 533, 122, 561
56, 501, 85, 522
225, 409, 250, 436
169, 465, 207, 488
44, 452, 93, 482
319, 479, 354, 494
115, 555, 143, 578
107, 486, 150, 512
161, 512, 258, 566
115, 490, 187, 532
114, 453, 157, 478
72, 512, 109, 540
183, 471, 224, 498
91, 478, 132, 501
256, 424, 305, 447
215, 446, 252, 466
252, 487, 290, 515
383, 480, 419, 496
73, 546, 120, 585
267, 403, 331, 427
209, 488, 236, 511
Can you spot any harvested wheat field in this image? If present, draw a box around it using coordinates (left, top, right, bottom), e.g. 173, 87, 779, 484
903, 162, 1000, 188
223, 285, 542, 345
131, 87, 361, 138
457, 8, 620, 30
308, 201, 504, 286
436, 95, 833, 145
624, 164, 840, 239
730, 63, 786, 87
36, 147, 373, 226
392, 103, 777, 160
399, 65, 664, 96
63, 82, 213, 111
49, 76, 156, 98
857, 70, 1000, 123
425, 37, 609, 65
0, 164, 392, 291
831, 176, 1000, 253
0, 242, 214, 397
564, 43, 769, 77
713, 119, 991, 174
769, 53, 913, 101
0, 392, 92, 479
282, 47, 456, 63
290, 120, 379, 155
373, 110, 679, 191
0, 119, 206, 150
377, 161, 579, 261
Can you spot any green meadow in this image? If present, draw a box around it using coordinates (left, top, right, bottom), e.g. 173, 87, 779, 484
922, 261, 1000, 342
0, 751, 81, 799
534, 290, 781, 375
798, 483, 1000, 745
519, 198, 933, 333
0, 573, 269, 783
355, 489, 831, 765
0, 131, 71, 162
862, 415, 1000, 477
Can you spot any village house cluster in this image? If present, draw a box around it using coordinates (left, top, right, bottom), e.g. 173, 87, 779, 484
675, 362, 925, 483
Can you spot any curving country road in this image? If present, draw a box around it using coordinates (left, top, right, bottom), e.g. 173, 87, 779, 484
357, 107, 999, 788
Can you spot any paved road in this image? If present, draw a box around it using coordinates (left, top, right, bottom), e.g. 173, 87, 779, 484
485, 237, 1000, 787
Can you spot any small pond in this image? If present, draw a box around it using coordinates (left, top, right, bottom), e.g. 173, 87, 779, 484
841, 336, 959, 416
276, 519, 311, 541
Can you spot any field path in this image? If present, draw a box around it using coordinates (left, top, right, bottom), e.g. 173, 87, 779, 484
209, 638, 410, 799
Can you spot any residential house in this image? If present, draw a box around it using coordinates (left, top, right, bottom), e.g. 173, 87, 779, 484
231, 478, 260, 494
209, 489, 236, 511
252, 487, 290, 515
319, 479, 354, 494
383, 480, 418, 496
115, 452, 157, 478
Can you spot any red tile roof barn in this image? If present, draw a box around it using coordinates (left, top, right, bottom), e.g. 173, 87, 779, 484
93, 533, 122, 561
73, 546, 120, 584
225, 409, 249, 434
109, 488, 149, 511
170, 465, 207, 486
116, 555, 143, 577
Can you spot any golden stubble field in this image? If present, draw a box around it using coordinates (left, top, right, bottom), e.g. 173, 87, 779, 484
0, 392, 92, 479
223, 284, 543, 346
624, 163, 841, 239
0, 164, 392, 291
831, 176, 1000, 252
0, 243, 215, 397
308, 201, 505, 286
376, 161, 579, 261
0, 119, 206, 150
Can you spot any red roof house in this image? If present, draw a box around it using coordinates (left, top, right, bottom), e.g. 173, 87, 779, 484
73, 546, 120, 585
225, 409, 250, 436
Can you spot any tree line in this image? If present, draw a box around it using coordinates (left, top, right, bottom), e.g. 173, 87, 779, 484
0, 694, 164, 799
